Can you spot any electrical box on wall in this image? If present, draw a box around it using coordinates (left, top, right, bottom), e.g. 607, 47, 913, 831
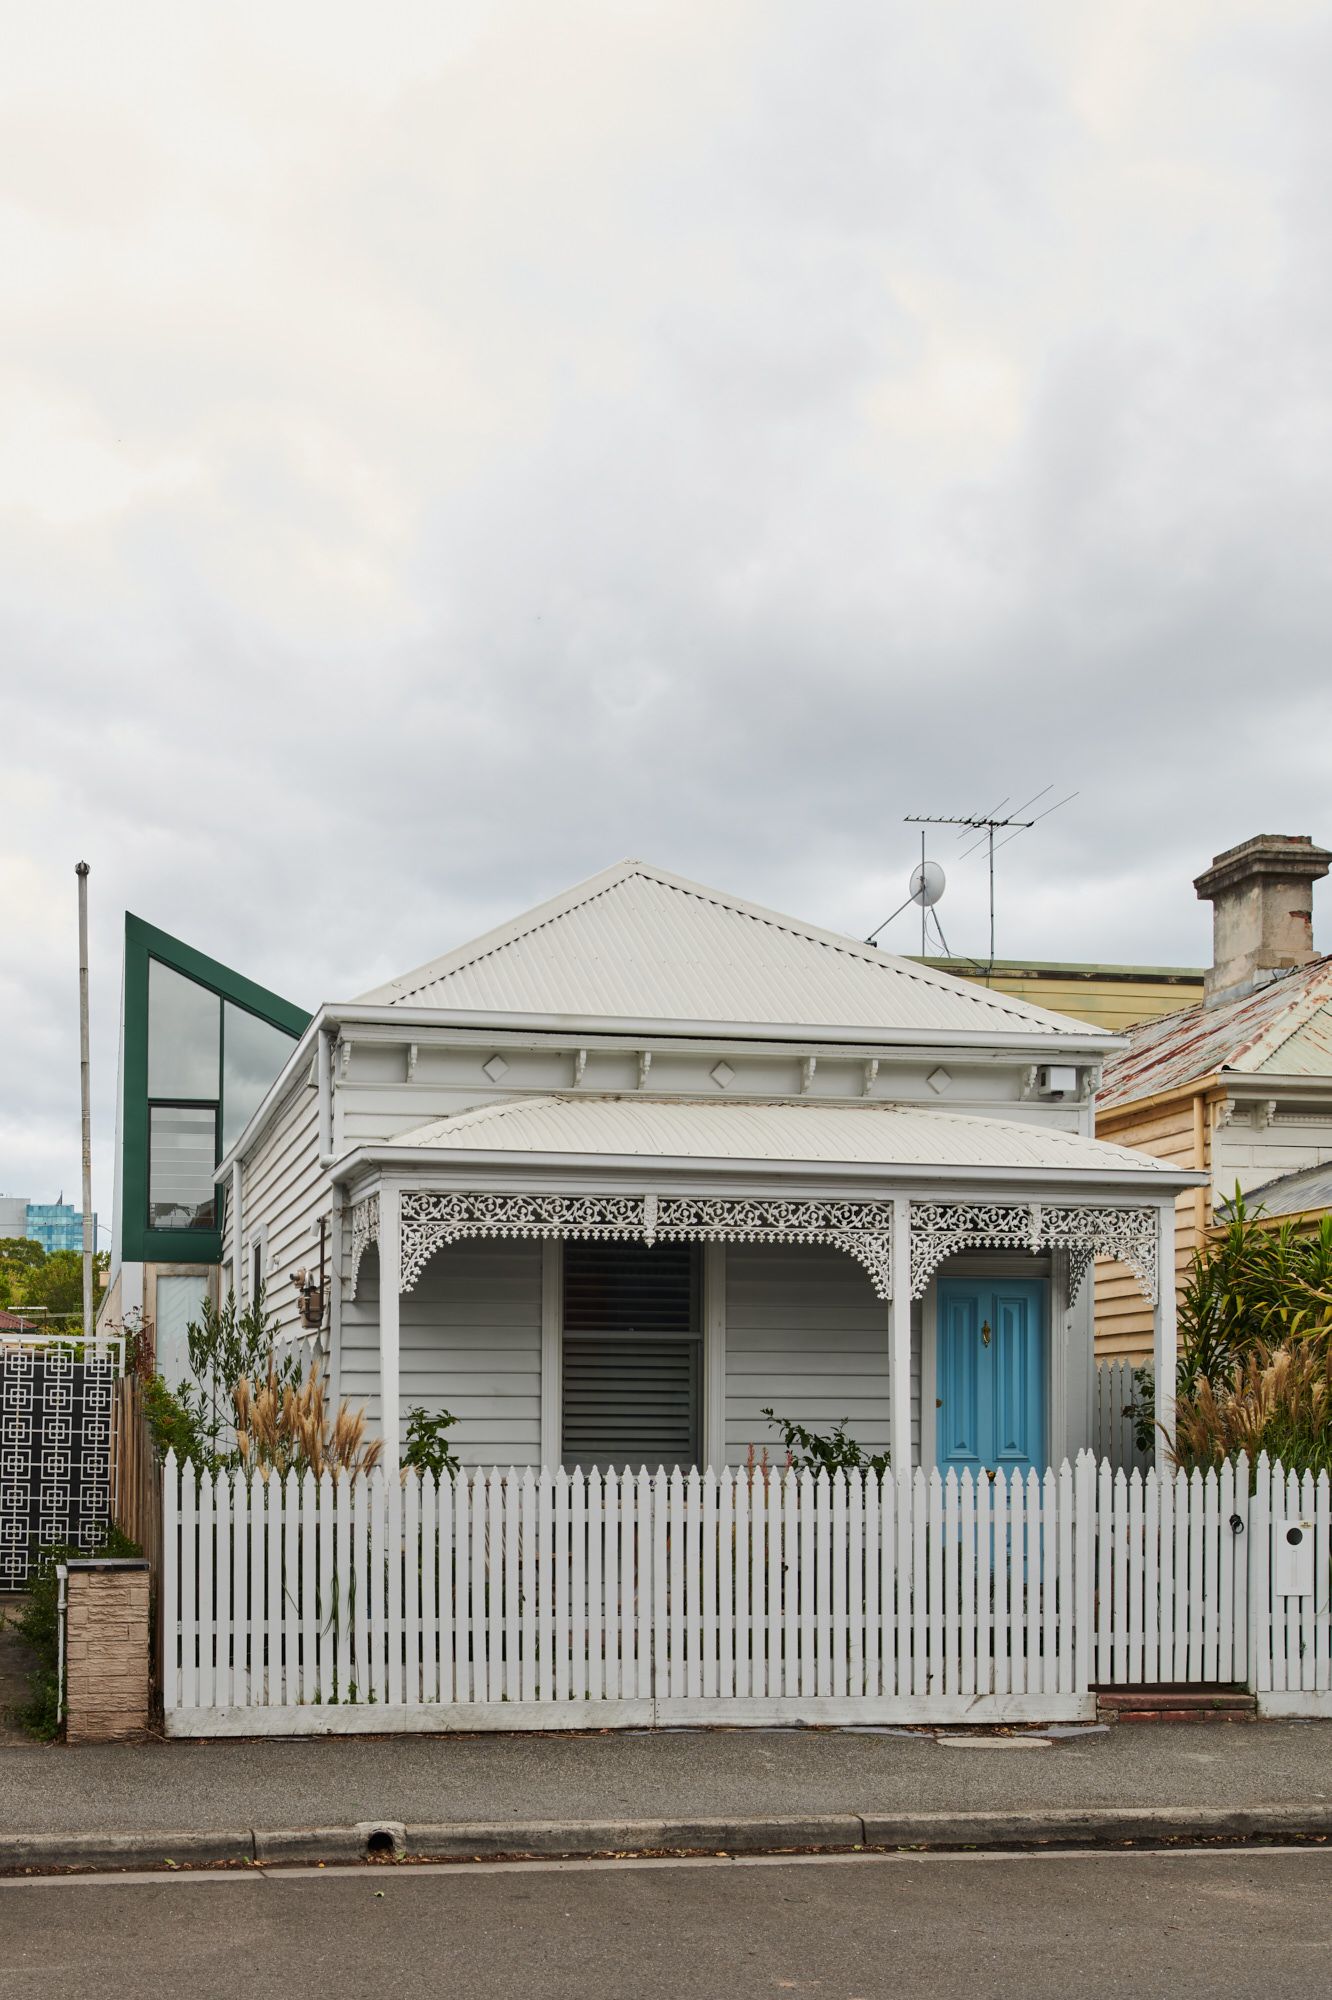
1037, 1065, 1078, 1099
1274, 1520, 1315, 1597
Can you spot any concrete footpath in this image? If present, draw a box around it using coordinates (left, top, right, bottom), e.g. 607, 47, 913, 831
1, 1721, 1331, 1870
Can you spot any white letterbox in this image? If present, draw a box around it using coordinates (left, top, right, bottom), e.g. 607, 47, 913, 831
1274, 1520, 1315, 1597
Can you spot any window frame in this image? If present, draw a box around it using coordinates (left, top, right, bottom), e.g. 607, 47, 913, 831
559, 1239, 703, 1471
119, 914, 309, 1266
146, 1098, 222, 1234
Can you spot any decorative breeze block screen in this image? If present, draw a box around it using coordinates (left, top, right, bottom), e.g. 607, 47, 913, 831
0, 1349, 114, 1586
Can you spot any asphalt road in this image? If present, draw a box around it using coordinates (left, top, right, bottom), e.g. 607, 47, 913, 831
3, 1847, 1331, 2000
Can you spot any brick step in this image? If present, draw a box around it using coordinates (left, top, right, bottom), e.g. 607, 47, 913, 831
1095, 1685, 1257, 1723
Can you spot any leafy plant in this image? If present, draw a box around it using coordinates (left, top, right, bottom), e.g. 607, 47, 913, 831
11, 1528, 141, 1740
141, 1373, 206, 1465
179, 1283, 301, 1462
762, 1407, 889, 1476
403, 1406, 461, 1479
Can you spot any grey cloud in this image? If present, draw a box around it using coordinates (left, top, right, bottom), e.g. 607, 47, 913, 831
2, 1, 1330, 1219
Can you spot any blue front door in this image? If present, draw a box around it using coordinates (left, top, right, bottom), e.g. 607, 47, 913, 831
936, 1278, 1046, 1477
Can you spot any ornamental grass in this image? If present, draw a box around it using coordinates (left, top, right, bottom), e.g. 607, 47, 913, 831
1172, 1333, 1332, 1478
233, 1365, 383, 1480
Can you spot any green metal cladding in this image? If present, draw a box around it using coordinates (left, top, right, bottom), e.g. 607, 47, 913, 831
119, 913, 310, 1267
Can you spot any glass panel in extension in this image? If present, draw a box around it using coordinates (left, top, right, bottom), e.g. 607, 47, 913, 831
148, 960, 220, 1099
222, 1003, 297, 1151
149, 1105, 218, 1230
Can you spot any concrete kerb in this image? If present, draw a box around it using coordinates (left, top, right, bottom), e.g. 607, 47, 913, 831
0, 1829, 254, 1873
4, 1805, 1332, 1875
401, 1815, 864, 1860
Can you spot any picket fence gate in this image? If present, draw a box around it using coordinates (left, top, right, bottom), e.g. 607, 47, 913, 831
159, 1452, 1332, 1735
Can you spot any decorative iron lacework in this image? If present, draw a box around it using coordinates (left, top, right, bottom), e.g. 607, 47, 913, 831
652, 1195, 893, 1301
908, 1200, 1158, 1304
0, 1346, 113, 1587
392, 1190, 896, 1300
348, 1192, 379, 1297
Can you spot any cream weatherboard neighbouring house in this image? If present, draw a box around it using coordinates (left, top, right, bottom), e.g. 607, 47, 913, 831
1095, 835, 1332, 1361
215, 861, 1199, 1476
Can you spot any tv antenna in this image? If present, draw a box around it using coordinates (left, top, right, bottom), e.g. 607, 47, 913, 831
865, 786, 1077, 969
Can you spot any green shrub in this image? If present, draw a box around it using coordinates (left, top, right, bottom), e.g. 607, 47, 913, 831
141, 1373, 205, 1465
403, 1406, 461, 1480
178, 1283, 301, 1464
762, 1407, 889, 1476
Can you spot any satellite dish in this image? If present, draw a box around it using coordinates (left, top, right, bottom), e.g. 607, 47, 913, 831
909, 860, 946, 908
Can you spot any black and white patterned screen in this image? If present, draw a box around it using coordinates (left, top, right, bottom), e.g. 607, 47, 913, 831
0, 1348, 114, 1586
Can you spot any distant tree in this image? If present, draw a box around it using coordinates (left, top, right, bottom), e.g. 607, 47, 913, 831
23, 1249, 109, 1320
0, 1237, 47, 1309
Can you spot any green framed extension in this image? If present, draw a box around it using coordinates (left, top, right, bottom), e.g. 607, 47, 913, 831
119, 913, 310, 1266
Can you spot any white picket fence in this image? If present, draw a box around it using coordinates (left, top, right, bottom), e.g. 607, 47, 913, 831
1093, 1360, 1152, 1474
159, 1452, 1332, 1735
1252, 1462, 1332, 1711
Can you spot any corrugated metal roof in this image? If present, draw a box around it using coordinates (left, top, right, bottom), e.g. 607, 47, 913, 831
1098, 958, 1332, 1109
384, 1095, 1176, 1176
1217, 1159, 1332, 1222
359, 861, 1109, 1041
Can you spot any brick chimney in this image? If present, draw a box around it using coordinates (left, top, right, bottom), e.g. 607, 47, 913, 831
1194, 835, 1331, 1007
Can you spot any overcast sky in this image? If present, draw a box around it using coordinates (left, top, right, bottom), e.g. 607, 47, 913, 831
4, 1, 1331, 1225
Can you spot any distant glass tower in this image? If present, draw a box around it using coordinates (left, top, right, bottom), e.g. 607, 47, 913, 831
2, 1200, 97, 1255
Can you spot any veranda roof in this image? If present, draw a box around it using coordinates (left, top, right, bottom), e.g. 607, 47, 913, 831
379, 1095, 1183, 1181
357, 859, 1109, 1043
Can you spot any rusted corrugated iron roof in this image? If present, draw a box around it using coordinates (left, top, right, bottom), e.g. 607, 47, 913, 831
1098, 956, 1332, 1109
1217, 1158, 1332, 1222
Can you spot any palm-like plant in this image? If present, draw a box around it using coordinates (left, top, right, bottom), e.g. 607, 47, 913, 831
1166, 1194, 1332, 1474
1178, 1196, 1332, 1393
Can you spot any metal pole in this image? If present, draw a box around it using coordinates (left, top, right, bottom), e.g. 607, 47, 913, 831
920, 831, 926, 959
988, 827, 996, 968
76, 862, 93, 1342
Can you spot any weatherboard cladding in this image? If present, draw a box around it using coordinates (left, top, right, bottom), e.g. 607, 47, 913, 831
224, 1078, 327, 1346
357, 861, 1104, 1040
339, 1239, 543, 1463
1098, 957, 1332, 1109
385, 1094, 1174, 1175
724, 1242, 895, 1464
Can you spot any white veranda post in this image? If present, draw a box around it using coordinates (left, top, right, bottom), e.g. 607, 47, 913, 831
378, 1182, 402, 1467
1152, 1197, 1177, 1471
889, 1199, 912, 1474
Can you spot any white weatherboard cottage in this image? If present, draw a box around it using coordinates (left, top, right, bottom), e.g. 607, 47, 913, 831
218, 861, 1196, 1477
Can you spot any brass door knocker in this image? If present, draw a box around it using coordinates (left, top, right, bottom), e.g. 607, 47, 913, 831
981, 1319, 992, 1348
